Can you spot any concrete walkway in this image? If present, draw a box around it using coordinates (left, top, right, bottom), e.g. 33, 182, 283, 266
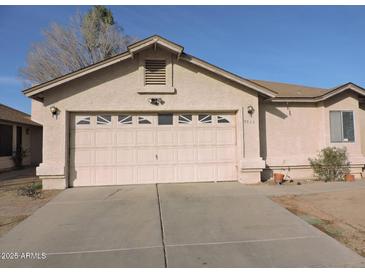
249, 181, 365, 196
0, 182, 364, 267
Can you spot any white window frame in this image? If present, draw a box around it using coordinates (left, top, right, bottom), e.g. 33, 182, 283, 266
329, 110, 355, 143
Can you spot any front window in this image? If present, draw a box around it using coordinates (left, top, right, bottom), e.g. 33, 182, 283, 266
330, 111, 355, 142
0, 124, 13, 156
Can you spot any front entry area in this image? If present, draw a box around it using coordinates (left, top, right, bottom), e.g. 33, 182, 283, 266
69, 112, 237, 186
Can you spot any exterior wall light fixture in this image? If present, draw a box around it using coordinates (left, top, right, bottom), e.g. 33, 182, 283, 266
148, 98, 165, 106
247, 105, 255, 115
50, 106, 59, 117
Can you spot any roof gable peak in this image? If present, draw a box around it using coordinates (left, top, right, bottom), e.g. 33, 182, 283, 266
127, 35, 184, 56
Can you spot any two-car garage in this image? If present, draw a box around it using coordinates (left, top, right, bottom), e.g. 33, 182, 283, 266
69, 112, 238, 186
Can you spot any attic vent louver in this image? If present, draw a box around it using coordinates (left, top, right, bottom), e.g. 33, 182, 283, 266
145, 60, 166, 85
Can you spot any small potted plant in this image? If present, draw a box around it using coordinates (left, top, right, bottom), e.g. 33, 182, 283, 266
273, 173, 285, 184
344, 173, 355, 182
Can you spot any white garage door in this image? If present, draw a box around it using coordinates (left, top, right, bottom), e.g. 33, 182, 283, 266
70, 113, 237, 186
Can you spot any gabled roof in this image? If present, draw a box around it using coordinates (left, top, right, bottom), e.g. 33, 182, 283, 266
0, 104, 41, 126
253, 80, 365, 102
128, 35, 184, 56
22, 35, 277, 98
22, 34, 365, 103
251, 79, 328, 98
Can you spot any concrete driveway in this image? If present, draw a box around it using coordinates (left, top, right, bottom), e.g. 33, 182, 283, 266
0, 182, 364, 267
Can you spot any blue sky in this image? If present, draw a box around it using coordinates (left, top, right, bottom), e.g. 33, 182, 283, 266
1, 5, 365, 113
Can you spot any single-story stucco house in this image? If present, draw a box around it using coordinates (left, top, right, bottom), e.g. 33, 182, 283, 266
23, 35, 365, 189
0, 103, 42, 171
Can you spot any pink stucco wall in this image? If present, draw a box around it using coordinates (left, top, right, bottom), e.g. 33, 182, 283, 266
260, 92, 365, 180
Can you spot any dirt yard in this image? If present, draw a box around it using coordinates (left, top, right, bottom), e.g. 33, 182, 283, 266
272, 188, 365, 257
0, 183, 61, 237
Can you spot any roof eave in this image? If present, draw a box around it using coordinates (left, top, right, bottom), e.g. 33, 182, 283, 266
23, 52, 132, 97
23, 36, 276, 99
0, 118, 42, 127
180, 54, 277, 98
268, 83, 365, 103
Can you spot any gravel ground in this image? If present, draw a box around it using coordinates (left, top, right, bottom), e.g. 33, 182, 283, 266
0, 183, 61, 237
272, 188, 365, 257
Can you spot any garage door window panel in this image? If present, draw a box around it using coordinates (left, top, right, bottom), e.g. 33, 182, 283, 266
76, 116, 91, 126
178, 114, 192, 125
97, 115, 112, 125
198, 114, 212, 124
217, 115, 230, 124
158, 114, 173, 125
138, 116, 152, 125
118, 115, 133, 125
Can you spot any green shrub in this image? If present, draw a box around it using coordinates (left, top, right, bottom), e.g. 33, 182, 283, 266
17, 182, 43, 199
31, 182, 42, 191
309, 147, 350, 182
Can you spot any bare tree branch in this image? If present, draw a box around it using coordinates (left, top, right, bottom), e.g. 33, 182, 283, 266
19, 6, 137, 87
